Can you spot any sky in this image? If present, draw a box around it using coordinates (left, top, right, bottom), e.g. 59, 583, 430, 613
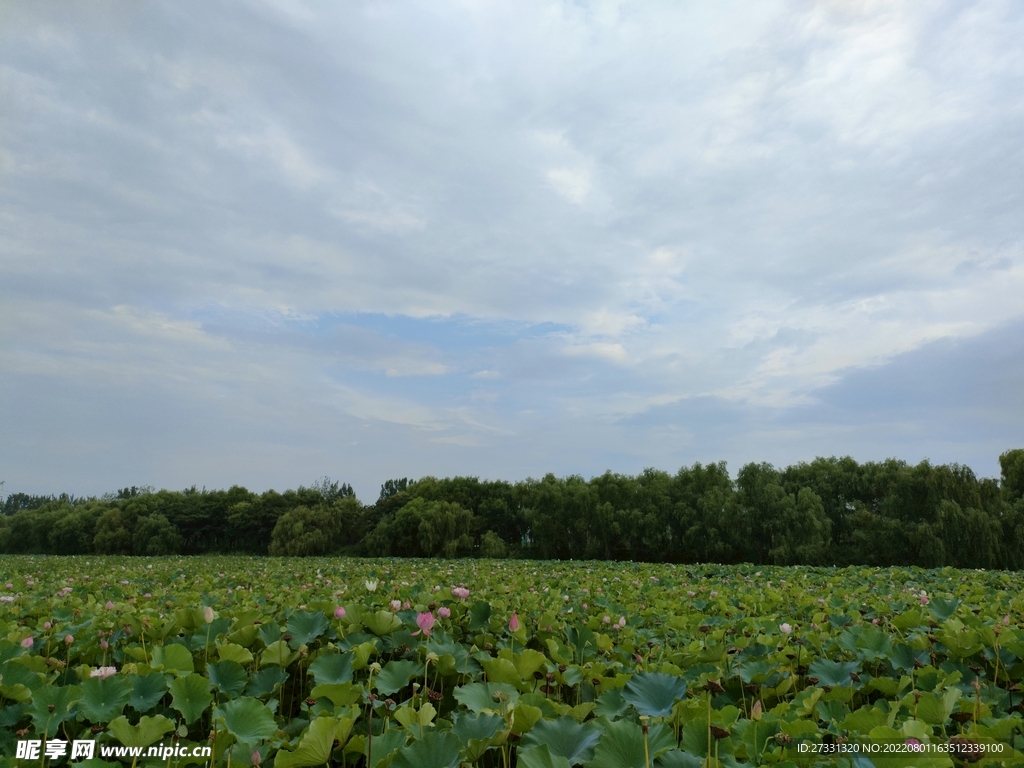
1, 0, 1022, 502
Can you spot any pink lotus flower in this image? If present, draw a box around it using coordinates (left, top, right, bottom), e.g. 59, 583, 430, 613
509, 613, 521, 632
252, 750, 262, 766
334, 606, 346, 619
390, 600, 402, 611
204, 606, 215, 623
415, 612, 436, 637
602, 615, 611, 624
64, 634, 74, 644
779, 623, 792, 635
920, 595, 929, 605
437, 606, 451, 619
1003, 615, 1010, 625
100, 640, 109, 650
90, 666, 117, 679
452, 587, 470, 600
21, 636, 33, 649
43, 621, 51, 630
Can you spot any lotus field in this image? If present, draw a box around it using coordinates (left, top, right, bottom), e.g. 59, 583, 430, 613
1, 558, 1023, 768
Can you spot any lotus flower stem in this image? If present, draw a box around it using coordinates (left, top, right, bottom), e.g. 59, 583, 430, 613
640, 716, 651, 768
706, 696, 712, 768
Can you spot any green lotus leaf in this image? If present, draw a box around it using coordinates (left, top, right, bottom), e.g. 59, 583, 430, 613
394, 702, 436, 735
481, 657, 521, 686
511, 649, 548, 679
217, 642, 254, 665
464, 601, 490, 632
737, 659, 773, 684
520, 716, 601, 765
80, 674, 134, 722
208, 659, 249, 698
890, 643, 929, 672
453, 682, 520, 713
0, 660, 43, 701
246, 666, 289, 698
622, 672, 688, 717
594, 687, 628, 719
853, 625, 893, 662
28, 684, 82, 736
274, 716, 341, 768
257, 623, 282, 648
261, 639, 299, 667
364, 611, 404, 636
127, 672, 168, 712
915, 687, 961, 725
937, 625, 983, 659
891, 609, 924, 631
308, 652, 353, 685
842, 705, 890, 733
817, 699, 850, 724
738, 716, 780, 760
169, 672, 213, 724
590, 719, 675, 768
286, 610, 329, 649
517, 745, 571, 768
374, 659, 420, 695
452, 711, 504, 744
151, 643, 194, 674
654, 751, 703, 768
311, 681, 362, 707
807, 658, 861, 687
389, 730, 463, 768
363, 727, 408, 768
928, 597, 960, 621
679, 718, 735, 760
510, 702, 542, 734
107, 714, 175, 749
215, 697, 278, 747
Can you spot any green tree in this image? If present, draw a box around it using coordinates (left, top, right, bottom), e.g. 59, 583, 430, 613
133, 513, 184, 555
268, 505, 339, 556
93, 508, 134, 554
1000, 449, 1024, 504
418, 501, 474, 557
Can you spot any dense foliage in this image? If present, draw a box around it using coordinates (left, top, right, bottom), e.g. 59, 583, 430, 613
3, 451, 1024, 569
1, 557, 1022, 767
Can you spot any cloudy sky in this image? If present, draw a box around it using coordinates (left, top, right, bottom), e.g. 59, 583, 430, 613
2, 0, 1022, 501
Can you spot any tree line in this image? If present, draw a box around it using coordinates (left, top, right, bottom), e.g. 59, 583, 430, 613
2, 450, 1023, 569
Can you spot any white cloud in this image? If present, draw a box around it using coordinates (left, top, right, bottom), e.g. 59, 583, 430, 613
1, 0, 1022, 494
546, 167, 591, 204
